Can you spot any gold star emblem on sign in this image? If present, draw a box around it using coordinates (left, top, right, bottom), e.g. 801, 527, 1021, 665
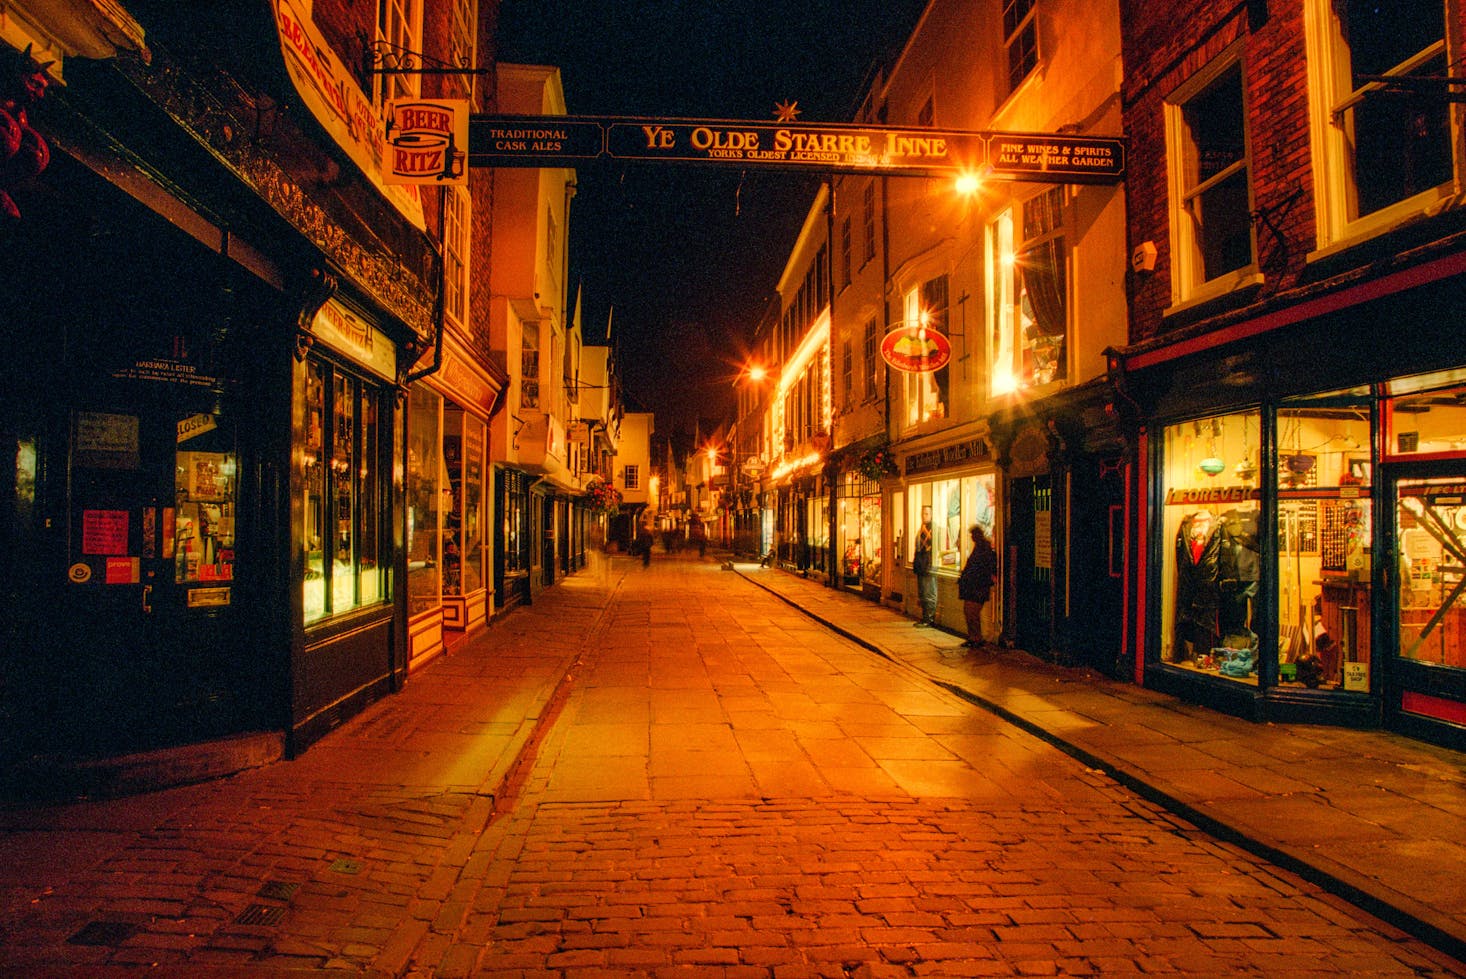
774, 99, 800, 123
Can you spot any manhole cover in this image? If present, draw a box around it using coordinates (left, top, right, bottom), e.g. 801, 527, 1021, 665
68, 920, 139, 946
328, 858, 362, 875
256, 881, 300, 901
234, 904, 287, 926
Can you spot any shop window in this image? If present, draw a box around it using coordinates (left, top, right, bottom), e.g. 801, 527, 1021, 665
373, 0, 422, 106
1003, 0, 1039, 94
1160, 411, 1261, 682
175, 425, 237, 588
1396, 479, 1466, 671
990, 189, 1068, 396
302, 359, 387, 624
1167, 52, 1256, 301
1277, 392, 1373, 691
1305, 0, 1452, 245
406, 386, 441, 617
501, 468, 529, 575
908, 474, 997, 573
837, 473, 884, 589
1385, 374, 1466, 458
443, 410, 487, 598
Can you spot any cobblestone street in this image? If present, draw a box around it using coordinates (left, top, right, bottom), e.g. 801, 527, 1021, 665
1, 554, 1462, 976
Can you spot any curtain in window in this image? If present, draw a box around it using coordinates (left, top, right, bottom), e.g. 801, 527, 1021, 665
1020, 240, 1065, 339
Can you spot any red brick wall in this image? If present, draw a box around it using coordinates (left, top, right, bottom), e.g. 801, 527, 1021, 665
1121, 0, 1466, 345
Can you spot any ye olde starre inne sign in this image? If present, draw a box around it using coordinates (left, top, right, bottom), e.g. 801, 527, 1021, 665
468, 116, 1124, 183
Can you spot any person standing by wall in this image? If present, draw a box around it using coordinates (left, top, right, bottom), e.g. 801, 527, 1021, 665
958, 524, 999, 648
913, 505, 936, 626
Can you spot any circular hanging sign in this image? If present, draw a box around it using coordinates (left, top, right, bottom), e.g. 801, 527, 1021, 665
880, 325, 952, 373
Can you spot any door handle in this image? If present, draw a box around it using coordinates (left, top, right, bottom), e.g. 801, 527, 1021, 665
142, 584, 153, 614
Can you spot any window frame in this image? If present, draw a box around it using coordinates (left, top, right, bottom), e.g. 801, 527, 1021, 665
374, 0, 423, 106
444, 185, 470, 329
1002, 0, 1039, 95
1303, 0, 1456, 254
987, 188, 1070, 398
1164, 46, 1261, 309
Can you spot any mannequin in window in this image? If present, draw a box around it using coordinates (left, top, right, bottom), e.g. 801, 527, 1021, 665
1217, 507, 1261, 650
1173, 509, 1222, 661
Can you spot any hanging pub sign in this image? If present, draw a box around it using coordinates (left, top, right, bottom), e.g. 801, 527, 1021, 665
384, 98, 469, 185
880, 324, 952, 373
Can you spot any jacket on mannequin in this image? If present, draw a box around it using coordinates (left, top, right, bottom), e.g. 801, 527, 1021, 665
1174, 510, 1222, 659
1217, 508, 1261, 648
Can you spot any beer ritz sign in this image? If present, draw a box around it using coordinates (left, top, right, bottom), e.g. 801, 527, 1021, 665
385, 99, 469, 185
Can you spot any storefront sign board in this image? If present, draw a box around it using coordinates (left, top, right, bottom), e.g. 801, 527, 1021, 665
273, 0, 425, 227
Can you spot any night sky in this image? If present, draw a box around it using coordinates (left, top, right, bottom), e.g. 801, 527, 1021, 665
495, 0, 930, 435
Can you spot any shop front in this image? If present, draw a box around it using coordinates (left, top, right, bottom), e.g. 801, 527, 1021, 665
0, 5, 443, 767
404, 340, 504, 668
834, 471, 883, 597
774, 472, 827, 578
1119, 267, 1466, 750
897, 437, 999, 633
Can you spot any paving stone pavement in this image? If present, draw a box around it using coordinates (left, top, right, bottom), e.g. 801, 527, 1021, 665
0, 550, 1462, 977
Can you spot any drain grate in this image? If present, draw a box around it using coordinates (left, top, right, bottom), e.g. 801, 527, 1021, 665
68, 920, 139, 946
234, 903, 287, 926
256, 880, 300, 901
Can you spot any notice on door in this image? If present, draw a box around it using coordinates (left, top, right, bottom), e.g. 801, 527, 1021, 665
82, 509, 130, 555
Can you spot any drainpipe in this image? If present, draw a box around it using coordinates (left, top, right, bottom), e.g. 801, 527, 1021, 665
404, 186, 448, 386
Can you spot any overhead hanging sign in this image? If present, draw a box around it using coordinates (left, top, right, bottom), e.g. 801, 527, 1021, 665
469, 115, 1125, 183
880, 325, 952, 373
384, 99, 469, 185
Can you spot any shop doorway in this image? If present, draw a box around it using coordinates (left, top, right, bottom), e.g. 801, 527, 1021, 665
1387, 470, 1466, 747
1009, 475, 1053, 654
54, 404, 249, 754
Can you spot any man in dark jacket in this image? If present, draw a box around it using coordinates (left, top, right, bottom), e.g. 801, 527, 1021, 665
958, 524, 999, 648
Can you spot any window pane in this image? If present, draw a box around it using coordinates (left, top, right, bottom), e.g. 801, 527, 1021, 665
1388, 382, 1466, 455
1342, 0, 1442, 77
407, 386, 440, 616
463, 420, 485, 594
1161, 411, 1262, 684
1277, 394, 1372, 691
1349, 53, 1451, 215
359, 388, 383, 605
1181, 62, 1253, 281
1183, 65, 1245, 182
1195, 169, 1253, 279
303, 361, 327, 622
1397, 480, 1466, 671
331, 371, 358, 611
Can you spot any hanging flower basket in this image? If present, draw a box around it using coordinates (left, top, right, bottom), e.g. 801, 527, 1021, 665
583, 478, 623, 516
854, 443, 899, 481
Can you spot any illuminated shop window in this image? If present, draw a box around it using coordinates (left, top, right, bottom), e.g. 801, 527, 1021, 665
302, 359, 387, 624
